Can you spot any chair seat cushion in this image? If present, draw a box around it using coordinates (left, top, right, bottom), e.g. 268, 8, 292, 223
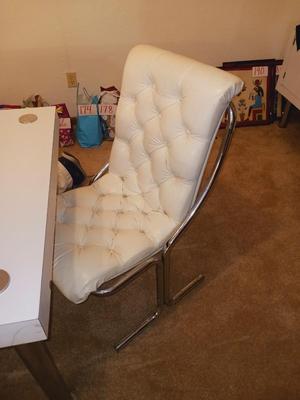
53, 172, 176, 303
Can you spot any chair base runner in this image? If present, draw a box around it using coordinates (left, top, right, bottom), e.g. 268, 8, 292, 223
114, 309, 161, 351
166, 274, 205, 306
106, 252, 164, 351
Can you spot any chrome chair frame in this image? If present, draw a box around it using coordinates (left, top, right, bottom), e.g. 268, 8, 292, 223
93, 250, 164, 351
90, 103, 236, 349
163, 103, 236, 304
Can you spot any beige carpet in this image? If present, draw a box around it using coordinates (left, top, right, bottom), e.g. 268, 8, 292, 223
1, 113, 300, 400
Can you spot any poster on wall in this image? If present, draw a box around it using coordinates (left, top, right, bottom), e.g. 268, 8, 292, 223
220, 59, 278, 127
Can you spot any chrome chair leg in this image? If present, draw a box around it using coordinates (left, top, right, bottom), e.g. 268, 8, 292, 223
114, 255, 164, 351
163, 249, 204, 306
162, 104, 236, 305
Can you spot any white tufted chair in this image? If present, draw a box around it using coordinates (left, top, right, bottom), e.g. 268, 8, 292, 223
53, 45, 243, 349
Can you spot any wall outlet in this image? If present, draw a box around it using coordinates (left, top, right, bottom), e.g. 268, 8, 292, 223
66, 72, 77, 88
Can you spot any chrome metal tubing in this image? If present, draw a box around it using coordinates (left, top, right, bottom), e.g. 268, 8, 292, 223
90, 103, 237, 344
114, 257, 164, 351
15, 342, 73, 400
171, 274, 205, 304
163, 103, 236, 304
94, 250, 163, 296
90, 162, 109, 184
115, 310, 160, 351
93, 251, 164, 351
163, 249, 205, 305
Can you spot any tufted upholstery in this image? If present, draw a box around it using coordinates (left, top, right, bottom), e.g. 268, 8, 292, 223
53, 45, 243, 304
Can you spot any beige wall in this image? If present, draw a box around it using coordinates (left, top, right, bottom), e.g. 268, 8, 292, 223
1, 0, 299, 115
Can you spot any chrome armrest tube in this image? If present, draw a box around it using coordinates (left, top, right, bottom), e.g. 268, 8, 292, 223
94, 249, 162, 296
164, 103, 236, 252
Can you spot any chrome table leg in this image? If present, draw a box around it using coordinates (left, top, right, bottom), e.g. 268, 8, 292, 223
15, 341, 73, 400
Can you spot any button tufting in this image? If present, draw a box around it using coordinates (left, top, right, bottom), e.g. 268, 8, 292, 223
53, 45, 243, 305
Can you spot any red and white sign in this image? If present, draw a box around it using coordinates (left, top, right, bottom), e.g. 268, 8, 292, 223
252, 66, 268, 77
98, 104, 117, 116
78, 104, 98, 116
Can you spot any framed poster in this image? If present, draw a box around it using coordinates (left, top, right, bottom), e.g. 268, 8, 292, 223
221, 59, 277, 127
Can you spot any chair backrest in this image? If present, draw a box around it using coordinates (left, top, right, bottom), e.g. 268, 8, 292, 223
109, 45, 243, 223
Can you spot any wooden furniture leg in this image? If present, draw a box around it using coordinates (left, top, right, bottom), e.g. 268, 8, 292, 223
279, 100, 292, 128
15, 341, 73, 400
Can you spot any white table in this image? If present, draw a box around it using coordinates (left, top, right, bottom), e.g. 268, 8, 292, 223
0, 107, 72, 399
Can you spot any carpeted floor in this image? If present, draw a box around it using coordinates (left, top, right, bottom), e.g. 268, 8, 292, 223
1, 113, 300, 400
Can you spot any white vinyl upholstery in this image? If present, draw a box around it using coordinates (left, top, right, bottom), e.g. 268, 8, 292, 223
53, 45, 243, 303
